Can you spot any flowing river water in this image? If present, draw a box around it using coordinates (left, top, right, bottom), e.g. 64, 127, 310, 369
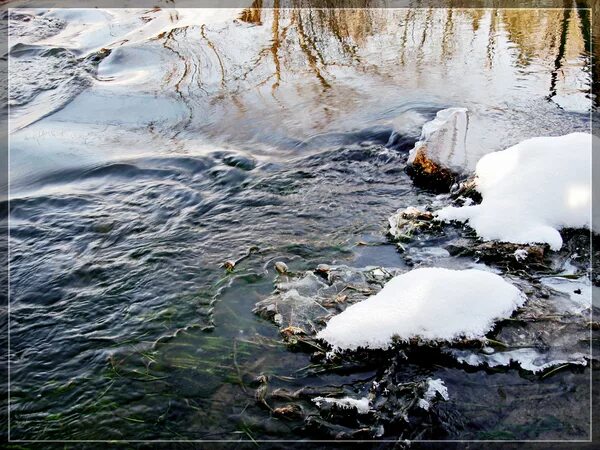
5, 5, 597, 442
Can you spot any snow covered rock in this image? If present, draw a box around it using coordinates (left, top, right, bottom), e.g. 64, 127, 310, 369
406, 107, 470, 191
317, 267, 526, 351
436, 132, 593, 251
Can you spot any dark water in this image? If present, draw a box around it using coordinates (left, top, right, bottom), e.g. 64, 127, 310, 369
6, 6, 596, 442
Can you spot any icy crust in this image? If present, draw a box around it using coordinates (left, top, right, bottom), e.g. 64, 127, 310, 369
317, 268, 526, 351
418, 378, 449, 411
436, 133, 593, 250
449, 348, 588, 374
407, 107, 470, 173
447, 273, 592, 373
253, 266, 400, 333
312, 396, 371, 414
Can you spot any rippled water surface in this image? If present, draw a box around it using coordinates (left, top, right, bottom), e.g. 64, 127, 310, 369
6, 5, 595, 441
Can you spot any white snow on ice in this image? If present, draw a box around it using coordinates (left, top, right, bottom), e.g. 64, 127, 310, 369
436, 132, 593, 250
540, 275, 592, 314
450, 348, 588, 373
312, 396, 371, 414
317, 267, 526, 350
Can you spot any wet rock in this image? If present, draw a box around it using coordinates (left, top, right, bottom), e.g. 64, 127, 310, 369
388, 206, 438, 242
275, 261, 289, 274
445, 238, 547, 269
281, 325, 306, 340
407, 150, 457, 192
406, 108, 470, 192
222, 153, 256, 171
450, 178, 482, 203
273, 404, 303, 420
221, 260, 236, 272
315, 264, 331, 278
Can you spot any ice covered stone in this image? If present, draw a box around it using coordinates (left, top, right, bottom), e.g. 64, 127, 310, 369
406, 107, 470, 191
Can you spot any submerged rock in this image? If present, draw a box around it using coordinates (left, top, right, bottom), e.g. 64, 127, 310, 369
253, 266, 399, 333
445, 238, 547, 269
406, 107, 470, 192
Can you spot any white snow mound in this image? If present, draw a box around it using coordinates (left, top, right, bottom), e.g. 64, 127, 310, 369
317, 267, 525, 350
436, 132, 593, 250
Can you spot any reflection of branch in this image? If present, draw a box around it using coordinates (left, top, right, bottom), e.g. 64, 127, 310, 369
575, 3, 591, 54
415, 8, 433, 74
486, 9, 497, 69
399, 8, 415, 66
201, 24, 226, 89
441, 9, 453, 61
293, 10, 331, 89
239, 0, 263, 25
323, 9, 361, 63
547, 7, 571, 103
161, 27, 194, 136
270, 0, 281, 91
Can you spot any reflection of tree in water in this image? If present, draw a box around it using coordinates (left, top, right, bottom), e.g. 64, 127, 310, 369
234, 2, 592, 106
238, 3, 377, 91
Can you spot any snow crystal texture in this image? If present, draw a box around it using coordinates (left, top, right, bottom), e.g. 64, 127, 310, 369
317, 267, 525, 350
312, 396, 371, 414
437, 132, 593, 250
418, 378, 449, 410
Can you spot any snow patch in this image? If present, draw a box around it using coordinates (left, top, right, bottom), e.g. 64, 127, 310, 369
436, 133, 594, 250
513, 249, 528, 262
317, 268, 526, 350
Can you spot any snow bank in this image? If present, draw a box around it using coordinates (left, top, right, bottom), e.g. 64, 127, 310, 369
437, 133, 593, 250
418, 378, 449, 410
312, 396, 371, 414
317, 268, 525, 350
